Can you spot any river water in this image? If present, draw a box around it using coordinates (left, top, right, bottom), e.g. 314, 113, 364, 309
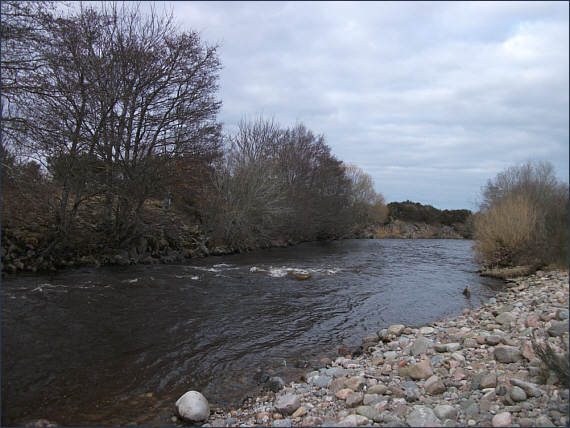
1, 239, 504, 426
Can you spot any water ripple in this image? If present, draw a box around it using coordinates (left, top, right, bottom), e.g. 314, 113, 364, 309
1, 239, 503, 427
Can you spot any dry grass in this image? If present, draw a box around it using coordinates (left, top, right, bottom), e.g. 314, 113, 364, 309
374, 224, 402, 238
473, 194, 538, 268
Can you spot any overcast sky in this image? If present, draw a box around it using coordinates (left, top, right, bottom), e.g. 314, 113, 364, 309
84, 1, 569, 210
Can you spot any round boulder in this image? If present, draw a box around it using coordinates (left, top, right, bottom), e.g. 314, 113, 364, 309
508, 385, 527, 402
493, 345, 522, 363
547, 322, 569, 337
387, 324, 406, 337
410, 336, 433, 356
175, 390, 210, 422
434, 404, 458, 421
274, 394, 301, 415
492, 411, 512, 427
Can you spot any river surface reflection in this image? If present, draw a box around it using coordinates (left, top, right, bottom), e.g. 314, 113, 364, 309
1, 239, 504, 426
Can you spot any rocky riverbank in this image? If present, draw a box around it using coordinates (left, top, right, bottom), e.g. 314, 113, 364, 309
192, 270, 568, 427
0, 225, 266, 274
374, 220, 468, 239
1, 220, 469, 274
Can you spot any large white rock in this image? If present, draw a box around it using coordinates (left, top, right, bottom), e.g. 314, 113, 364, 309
175, 390, 210, 422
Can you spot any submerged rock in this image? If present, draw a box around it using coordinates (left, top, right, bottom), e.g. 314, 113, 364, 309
265, 376, 286, 392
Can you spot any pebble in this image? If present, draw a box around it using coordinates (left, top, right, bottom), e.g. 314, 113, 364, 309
509, 385, 528, 402
274, 394, 301, 415
492, 411, 512, 427
201, 271, 569, 427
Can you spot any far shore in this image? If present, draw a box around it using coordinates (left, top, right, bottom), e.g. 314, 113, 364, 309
1, 221, 470, 275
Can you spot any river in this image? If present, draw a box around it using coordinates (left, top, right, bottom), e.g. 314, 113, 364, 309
1, 239, 504, 426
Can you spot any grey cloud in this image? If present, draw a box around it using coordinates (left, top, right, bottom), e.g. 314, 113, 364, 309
134, 1, 568, 209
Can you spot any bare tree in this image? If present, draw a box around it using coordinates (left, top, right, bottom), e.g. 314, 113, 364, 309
1, 1, 65, 256
201, 115, 290, 248
229, 113, 282, 163
201, 116, 362, 247
93, 2, 223, 245
1, 1, 60, 143
204, 159, 291, 249
6, 1, 223, 249
343, 163, 388, 231
275, 123, 352, 239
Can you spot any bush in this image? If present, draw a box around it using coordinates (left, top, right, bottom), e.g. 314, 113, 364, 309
1, 148, 54, 233
531, 333, 569, 387
473, 194, 538, 268
474, 160, 569, 269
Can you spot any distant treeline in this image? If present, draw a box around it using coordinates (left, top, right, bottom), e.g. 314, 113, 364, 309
387, 201, 472, 226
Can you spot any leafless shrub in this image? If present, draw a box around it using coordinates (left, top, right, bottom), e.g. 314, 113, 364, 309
531, 333, 569, 387
202, 159, 291, 249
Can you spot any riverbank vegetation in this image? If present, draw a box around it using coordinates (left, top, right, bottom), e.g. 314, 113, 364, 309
199, 115, 388, 250
3, 3, 566, 277
374, 201, 472, 239
472, 160, 569, 278
1, 2, 387, 272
